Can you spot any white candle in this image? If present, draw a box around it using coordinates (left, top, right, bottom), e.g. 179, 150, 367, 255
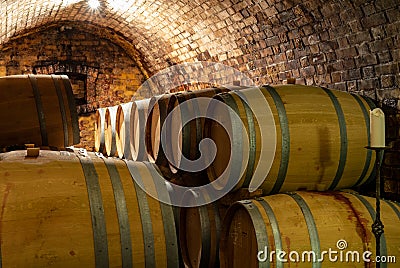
370, 108, 385, 148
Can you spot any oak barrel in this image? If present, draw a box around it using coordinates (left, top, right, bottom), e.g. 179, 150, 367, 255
0, 74, 79, 148
145, 93, 175, 177
204, 85, 376, 194
0, 150, 179, 267
94, 107, 106, 154
167, 88, 230, 174
105, 105, 118, 157
219, 191, 400, 268
179, 196, 223, 268
130, 99, 150, 161
116, 102, 133, 159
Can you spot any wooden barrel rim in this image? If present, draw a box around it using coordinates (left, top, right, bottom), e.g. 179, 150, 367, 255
116, 102, 133, 159
28, 75, 49, 146
115, 105, 125, 158
60, 75, 80, 144
129, 101, 141, 160
167, 94, 184, 173
103, 157, 133, 266
76, 153, 109, 266
229, 91, 257, 188
320, 87, 348, 190
203, 93, 237, 188
205, 91, 257, 191
51, 75, 69, 146
145, 93, 176, 178
124, 160, 157, 266
351, 93, 374, 187
219, 200, 266, 268
129, 100, 151, 162
95, 108, 106, 154
384, 200, 400, 220
261, 85, 290, 194
359, 95, 378, 186
145, 96, 161, 163
179, 190, 221, 268
124, 160, 179, 267
286, 192, 321, 263
105, 106, 118, 157
256, 197, 283, 267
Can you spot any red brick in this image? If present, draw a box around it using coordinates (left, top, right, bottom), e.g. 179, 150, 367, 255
384, 152, 400, 166
381, 75, 395, 88
362, 12, 387, 28
355, 54, 377, 67
336, 47, 357, 59
357, 78, 379, 91
376, 0, 399, 11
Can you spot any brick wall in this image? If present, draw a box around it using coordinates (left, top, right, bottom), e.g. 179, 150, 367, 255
1, 1, 399, 101
382, 110, 400, 201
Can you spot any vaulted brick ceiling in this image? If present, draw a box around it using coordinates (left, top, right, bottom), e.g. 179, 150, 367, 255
0, 0, 332, 69
0, 0, 399, 87
1, 0, 247, 73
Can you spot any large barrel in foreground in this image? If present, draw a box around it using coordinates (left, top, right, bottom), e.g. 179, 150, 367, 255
0, 74, 79, 148
204, 85, 376, 194
220, 191, 400, 268
0, 150, 179, 267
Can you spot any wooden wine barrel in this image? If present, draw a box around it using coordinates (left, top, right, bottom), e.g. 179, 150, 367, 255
204, 85, 376, 194
0, 74, 79, 148
0, 150, 179, 268
130, 99, 150, 161
94, 107, 106, 154
145, 93, 175, 177
167, 88, 230, 174
116, 102, 133, 159
105, 105, 118, 157
220, 191, 400, 268
179, 195, 224, 268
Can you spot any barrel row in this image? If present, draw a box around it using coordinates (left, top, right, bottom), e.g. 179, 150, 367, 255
95, 99, 150, 161
0, 149, 179, 268
0, 74, 80, 149
180, 190, 400, 268
96, 84, 376, 194
0, 74, 378, 195
94, 88, 228, 172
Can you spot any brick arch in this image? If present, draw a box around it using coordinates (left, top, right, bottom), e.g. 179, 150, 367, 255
0, 0, 240, 74
5, 20, 152, 79
32, 60, 100, 114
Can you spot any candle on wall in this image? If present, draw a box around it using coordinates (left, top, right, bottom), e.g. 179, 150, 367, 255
370, 108, 385, 148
